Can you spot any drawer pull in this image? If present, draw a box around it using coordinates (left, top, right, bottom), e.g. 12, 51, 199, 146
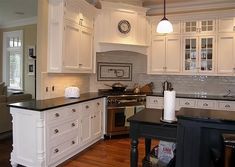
72, 140, 75, 145
54, 129, 59, 134
97, 102, 100, 106
185, 102, 190, 105
203, 103, 208, 106
86, 105, 89, 109
72, 109, 76, 113
71, 123, 76, 127
54, 148, 59, 153
94, 115, 96, 118
225, 104, 231, 108
154, 100, 158, 103
55, 113, 60, 117
91, 116, 93, 119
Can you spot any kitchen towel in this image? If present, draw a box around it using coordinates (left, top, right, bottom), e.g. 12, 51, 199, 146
163, 90, 176, 121
124, 106, 135, 127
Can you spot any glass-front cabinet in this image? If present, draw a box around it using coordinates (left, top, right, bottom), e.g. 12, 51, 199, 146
183, 36, 215, 74
183, 20, 216, 34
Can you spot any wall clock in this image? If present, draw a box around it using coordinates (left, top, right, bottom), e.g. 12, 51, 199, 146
118, 20, 131, 34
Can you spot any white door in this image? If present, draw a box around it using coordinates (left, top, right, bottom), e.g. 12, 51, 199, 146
150, 36, 166, 73
63, 20, 80, 71
80, 111, 91, 145
165, 36, 181, 73
79, 27, 93, 72
217, 33, 235, 74
91, 110, 102, 139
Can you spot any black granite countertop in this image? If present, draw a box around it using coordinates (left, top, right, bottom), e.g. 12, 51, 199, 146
127, 108, 177, 127
8, 92, 105, 111
148, 92, 235, 101
177, 107, 235, 123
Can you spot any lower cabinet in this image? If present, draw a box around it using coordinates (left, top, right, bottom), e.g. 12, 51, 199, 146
10, 98, 104, 167
147, 96, 235, 111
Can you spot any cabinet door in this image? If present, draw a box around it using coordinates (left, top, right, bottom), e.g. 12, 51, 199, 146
183, 37, 198, 73
91, 109, 102, 139
165, 36, 181, 73
217, 33, 235, 74
80, 111, 91, 145
150, 36, 166, 73
198, 36, 215, 73
63, 20, 80, 71
218, 17, 235, 33
79, 27, 93, 72
199, 20, 215, 34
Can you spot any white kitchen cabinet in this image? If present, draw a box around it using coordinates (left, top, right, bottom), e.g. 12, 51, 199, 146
217, 33, 235, 75
48, 0, 96, 73
146, 96, 164, 109
10, 98, 105, 167
217, 101, 235, 111
218, 17, 235, 33
80, 99, 103, 146
182, 36, 216, 74
182, 20, 216, 34
196, 99, 216, 109
149, 35, 181, 74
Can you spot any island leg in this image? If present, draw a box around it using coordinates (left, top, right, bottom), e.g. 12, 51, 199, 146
130, 138, 139, 167
145, 138, 152, 157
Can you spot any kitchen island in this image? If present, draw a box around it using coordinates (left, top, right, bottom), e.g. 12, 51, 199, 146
128, 108, 235, 167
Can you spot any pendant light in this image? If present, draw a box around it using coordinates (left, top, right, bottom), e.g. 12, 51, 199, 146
156, 0, 173, 34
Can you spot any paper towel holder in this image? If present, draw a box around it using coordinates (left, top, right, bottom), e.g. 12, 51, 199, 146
160, 110, 177, 123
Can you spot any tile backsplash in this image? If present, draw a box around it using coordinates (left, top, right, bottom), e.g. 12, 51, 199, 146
90, 51, 235, 96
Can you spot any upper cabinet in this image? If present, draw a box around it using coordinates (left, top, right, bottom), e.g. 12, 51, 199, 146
182, 36, 216, 74
95, 1, 149, 54
47, 0, 96, 73
218, 17, 235, 33
182, 20, 216, 35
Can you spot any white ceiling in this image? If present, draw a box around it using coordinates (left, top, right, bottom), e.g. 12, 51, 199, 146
0, 0, 37, 27
0, 0, 234, 27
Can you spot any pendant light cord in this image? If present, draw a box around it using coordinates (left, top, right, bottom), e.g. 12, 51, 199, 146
163, 0, 166, 20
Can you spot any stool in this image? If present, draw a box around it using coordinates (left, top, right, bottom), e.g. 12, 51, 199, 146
223, 134, 235, 167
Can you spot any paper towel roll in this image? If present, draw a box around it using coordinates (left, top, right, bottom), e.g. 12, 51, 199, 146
163, 90, 176, 121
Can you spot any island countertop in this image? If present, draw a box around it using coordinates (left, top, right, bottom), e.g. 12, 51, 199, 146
177, 107, 235, 123
8, 92, 105, 111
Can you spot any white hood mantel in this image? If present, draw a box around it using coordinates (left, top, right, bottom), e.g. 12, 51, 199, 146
94, 1, 150, 55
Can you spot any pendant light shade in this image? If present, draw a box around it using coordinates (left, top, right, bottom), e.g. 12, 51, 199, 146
156, 0, 173, 34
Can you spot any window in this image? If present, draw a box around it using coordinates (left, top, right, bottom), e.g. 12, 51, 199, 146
3, 30, 23, 90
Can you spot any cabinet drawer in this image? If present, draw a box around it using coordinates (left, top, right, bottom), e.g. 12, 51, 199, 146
197, 100, 216, 109
47, 104, 79, 122
49, 135, 79, 164
217, 101, 235, 111
48, 119, 79, 139
179, 98, 196, 107
146, 96, 163, 109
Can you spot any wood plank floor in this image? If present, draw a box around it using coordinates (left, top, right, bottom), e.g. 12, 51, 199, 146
0, 136, 158, 167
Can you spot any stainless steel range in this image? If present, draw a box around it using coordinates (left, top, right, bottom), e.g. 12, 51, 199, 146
99, 90, 146, 137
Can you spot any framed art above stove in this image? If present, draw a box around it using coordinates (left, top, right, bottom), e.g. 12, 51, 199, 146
97, 62, 132, 81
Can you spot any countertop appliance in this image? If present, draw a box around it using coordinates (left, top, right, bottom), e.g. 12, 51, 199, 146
64, 87, 80, 98
99, 89, 146, 137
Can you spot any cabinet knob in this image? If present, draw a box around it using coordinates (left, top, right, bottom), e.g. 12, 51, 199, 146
185, 102, 190, 105
86, 105, 89, 109
54, 148, 59, 153
72, 140, 75, 145
54, 129, 59, 134
154, 100, 158, 103
55, 113, 60, 117
97, 102, 100, 106
225, 104, 230, 108
72, 109, 76, 112
91, 116, 93, 119
94, 115, 96, 118
79, 64, 82, 66
203, 103, 208, 107
71, 123, 76, 127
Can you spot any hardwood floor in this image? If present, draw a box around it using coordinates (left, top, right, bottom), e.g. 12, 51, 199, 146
0, 136, 158, 167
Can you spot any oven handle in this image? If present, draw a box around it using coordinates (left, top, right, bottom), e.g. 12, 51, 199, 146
107, 105, 145, 110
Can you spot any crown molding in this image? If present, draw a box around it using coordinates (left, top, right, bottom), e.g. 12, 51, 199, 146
0, 16, 37, 29
146, 0, 235, 16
